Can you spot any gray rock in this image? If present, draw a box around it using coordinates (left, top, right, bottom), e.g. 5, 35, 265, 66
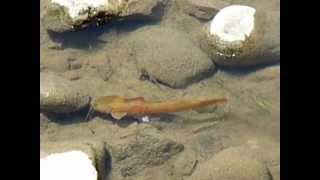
109, 126, 184, 177
40, 73, 90, 113
199, 7, 280, 67
132, 26, 215, 88
41, 0, 168, 33
189, 146, 272, 180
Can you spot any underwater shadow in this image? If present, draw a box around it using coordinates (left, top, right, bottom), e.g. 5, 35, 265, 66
47, 15, 158, 50
102, 148, 112, 180
112, 114, 177, 128
217, 61, 280, 76
43, 106, 93, 125
42, 104, 178, 126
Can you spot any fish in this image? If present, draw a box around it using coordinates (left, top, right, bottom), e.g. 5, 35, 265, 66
92, 95, 227, 120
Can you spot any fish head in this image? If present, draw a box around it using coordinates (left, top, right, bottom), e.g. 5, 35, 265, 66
92, 95, 125, 113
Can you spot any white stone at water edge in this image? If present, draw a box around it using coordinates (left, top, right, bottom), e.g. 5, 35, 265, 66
51, 0, 108, 19
210, 5, 256, 42
40, 150, 98, 180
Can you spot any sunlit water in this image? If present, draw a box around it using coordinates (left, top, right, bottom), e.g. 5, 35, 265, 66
40, 0, 279, 179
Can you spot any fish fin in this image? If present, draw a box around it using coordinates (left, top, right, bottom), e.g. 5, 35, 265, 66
111, 112, 127, 120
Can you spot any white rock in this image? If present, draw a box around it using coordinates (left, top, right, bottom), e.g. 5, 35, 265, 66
201, 5, 279, 66
210, 5, 256, 42
51, 0, 108, 19
43, 0, 167, 32
40, 150, 98, 180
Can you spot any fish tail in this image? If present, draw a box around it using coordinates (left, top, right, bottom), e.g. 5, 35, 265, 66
181, 98, 227, 110
196, 98, 227, 107
143, 98, 227, 114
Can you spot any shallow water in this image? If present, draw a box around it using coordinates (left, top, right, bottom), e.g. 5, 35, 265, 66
40, 0, 280, 179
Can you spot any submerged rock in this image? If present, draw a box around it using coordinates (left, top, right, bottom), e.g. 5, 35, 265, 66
200, 5, 280, 67
132, 26, 215, 88
110, 126, 184, 177
41, 0, 168, 32
40, 73, 90, 113
189, 146, 272, 180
